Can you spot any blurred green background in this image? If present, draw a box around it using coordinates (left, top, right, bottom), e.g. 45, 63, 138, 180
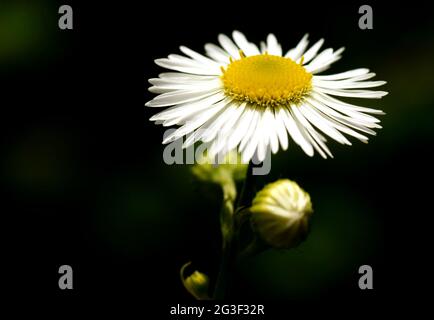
2, 1, 433, 304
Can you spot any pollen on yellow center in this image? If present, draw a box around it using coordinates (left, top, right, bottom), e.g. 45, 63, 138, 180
221, 52, 312, 108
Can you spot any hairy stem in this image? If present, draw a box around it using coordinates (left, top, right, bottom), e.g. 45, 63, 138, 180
213, 161, 256, 299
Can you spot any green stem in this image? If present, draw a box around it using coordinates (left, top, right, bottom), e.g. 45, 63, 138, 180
213, 160, 256, 299
236, 161, 255, 209
213, 232, 235, 299
237, 235, 269, 263
213, 185, 236, 299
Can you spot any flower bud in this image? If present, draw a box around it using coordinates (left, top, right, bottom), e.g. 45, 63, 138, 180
250, 179, 313, 249
191, 150, 247, 185
180, 262, 210, 300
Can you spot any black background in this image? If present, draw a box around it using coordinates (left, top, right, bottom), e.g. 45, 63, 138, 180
3, 0, 433, 316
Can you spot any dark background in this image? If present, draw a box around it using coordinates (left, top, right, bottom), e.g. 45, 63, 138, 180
2, 0, 433, 315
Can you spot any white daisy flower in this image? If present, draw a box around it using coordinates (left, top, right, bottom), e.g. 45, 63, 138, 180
146, 31, 387, 162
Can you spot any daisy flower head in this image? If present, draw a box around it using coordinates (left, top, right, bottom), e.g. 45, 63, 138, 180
146, 31, 387, 162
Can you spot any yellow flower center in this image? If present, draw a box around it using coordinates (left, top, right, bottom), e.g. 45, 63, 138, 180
221, 52, 312, 108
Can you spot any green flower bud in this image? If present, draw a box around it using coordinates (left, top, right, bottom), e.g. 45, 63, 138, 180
180, 262, 210, 300
250, 179, 313, 249
191, 151, 247, 186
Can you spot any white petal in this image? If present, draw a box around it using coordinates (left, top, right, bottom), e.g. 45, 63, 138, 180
167, 54, 211, 68
291, 110, 327, 159
313, 68, 370, 80
148, 78, 222, 92
274, 109, 289, 151
306, 48, 334, 67
266, 34, 282, 56
189, 105, 237, 149
205, 43, 230, 63
148, 82, 218, 94
149, 76, 220, 86
182, 130, 202, 149
304, 99, 370, 142
220, 102, 246, 134
264, 108, 279, 154
146, 88, 221, 107
175, 98, 231, 127
299, 104, 351, 145
306, 95, 374, 125
179, 46, 221, 66
232, 31, 260, 56
291, 106, 333, 158
307, 97, 381, 135
164, 102, 227, 127
226, 104, 254, 150
155, 58, 220, 75
299, 38, 324, 64
210, 103, 246, 155
256, 112, 269, 162
281, 108, 314, 156
162, 101, 228, 144
239, 108, 259, 151
325, 113, 376, 136
285, 34, 309, 60
305, 47, 345, 74
240, 110, 262, 162
158, 72, 217, 80
311, 91, 385, 116
260, 41, 267, 53
218, 34, 239, 57
165, 54, 205, 66
315, 87, 388, 99
313, 79, 387, 89
149, 92, 226, 121
200, 101, 239, 142
341, 73, 377, 82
